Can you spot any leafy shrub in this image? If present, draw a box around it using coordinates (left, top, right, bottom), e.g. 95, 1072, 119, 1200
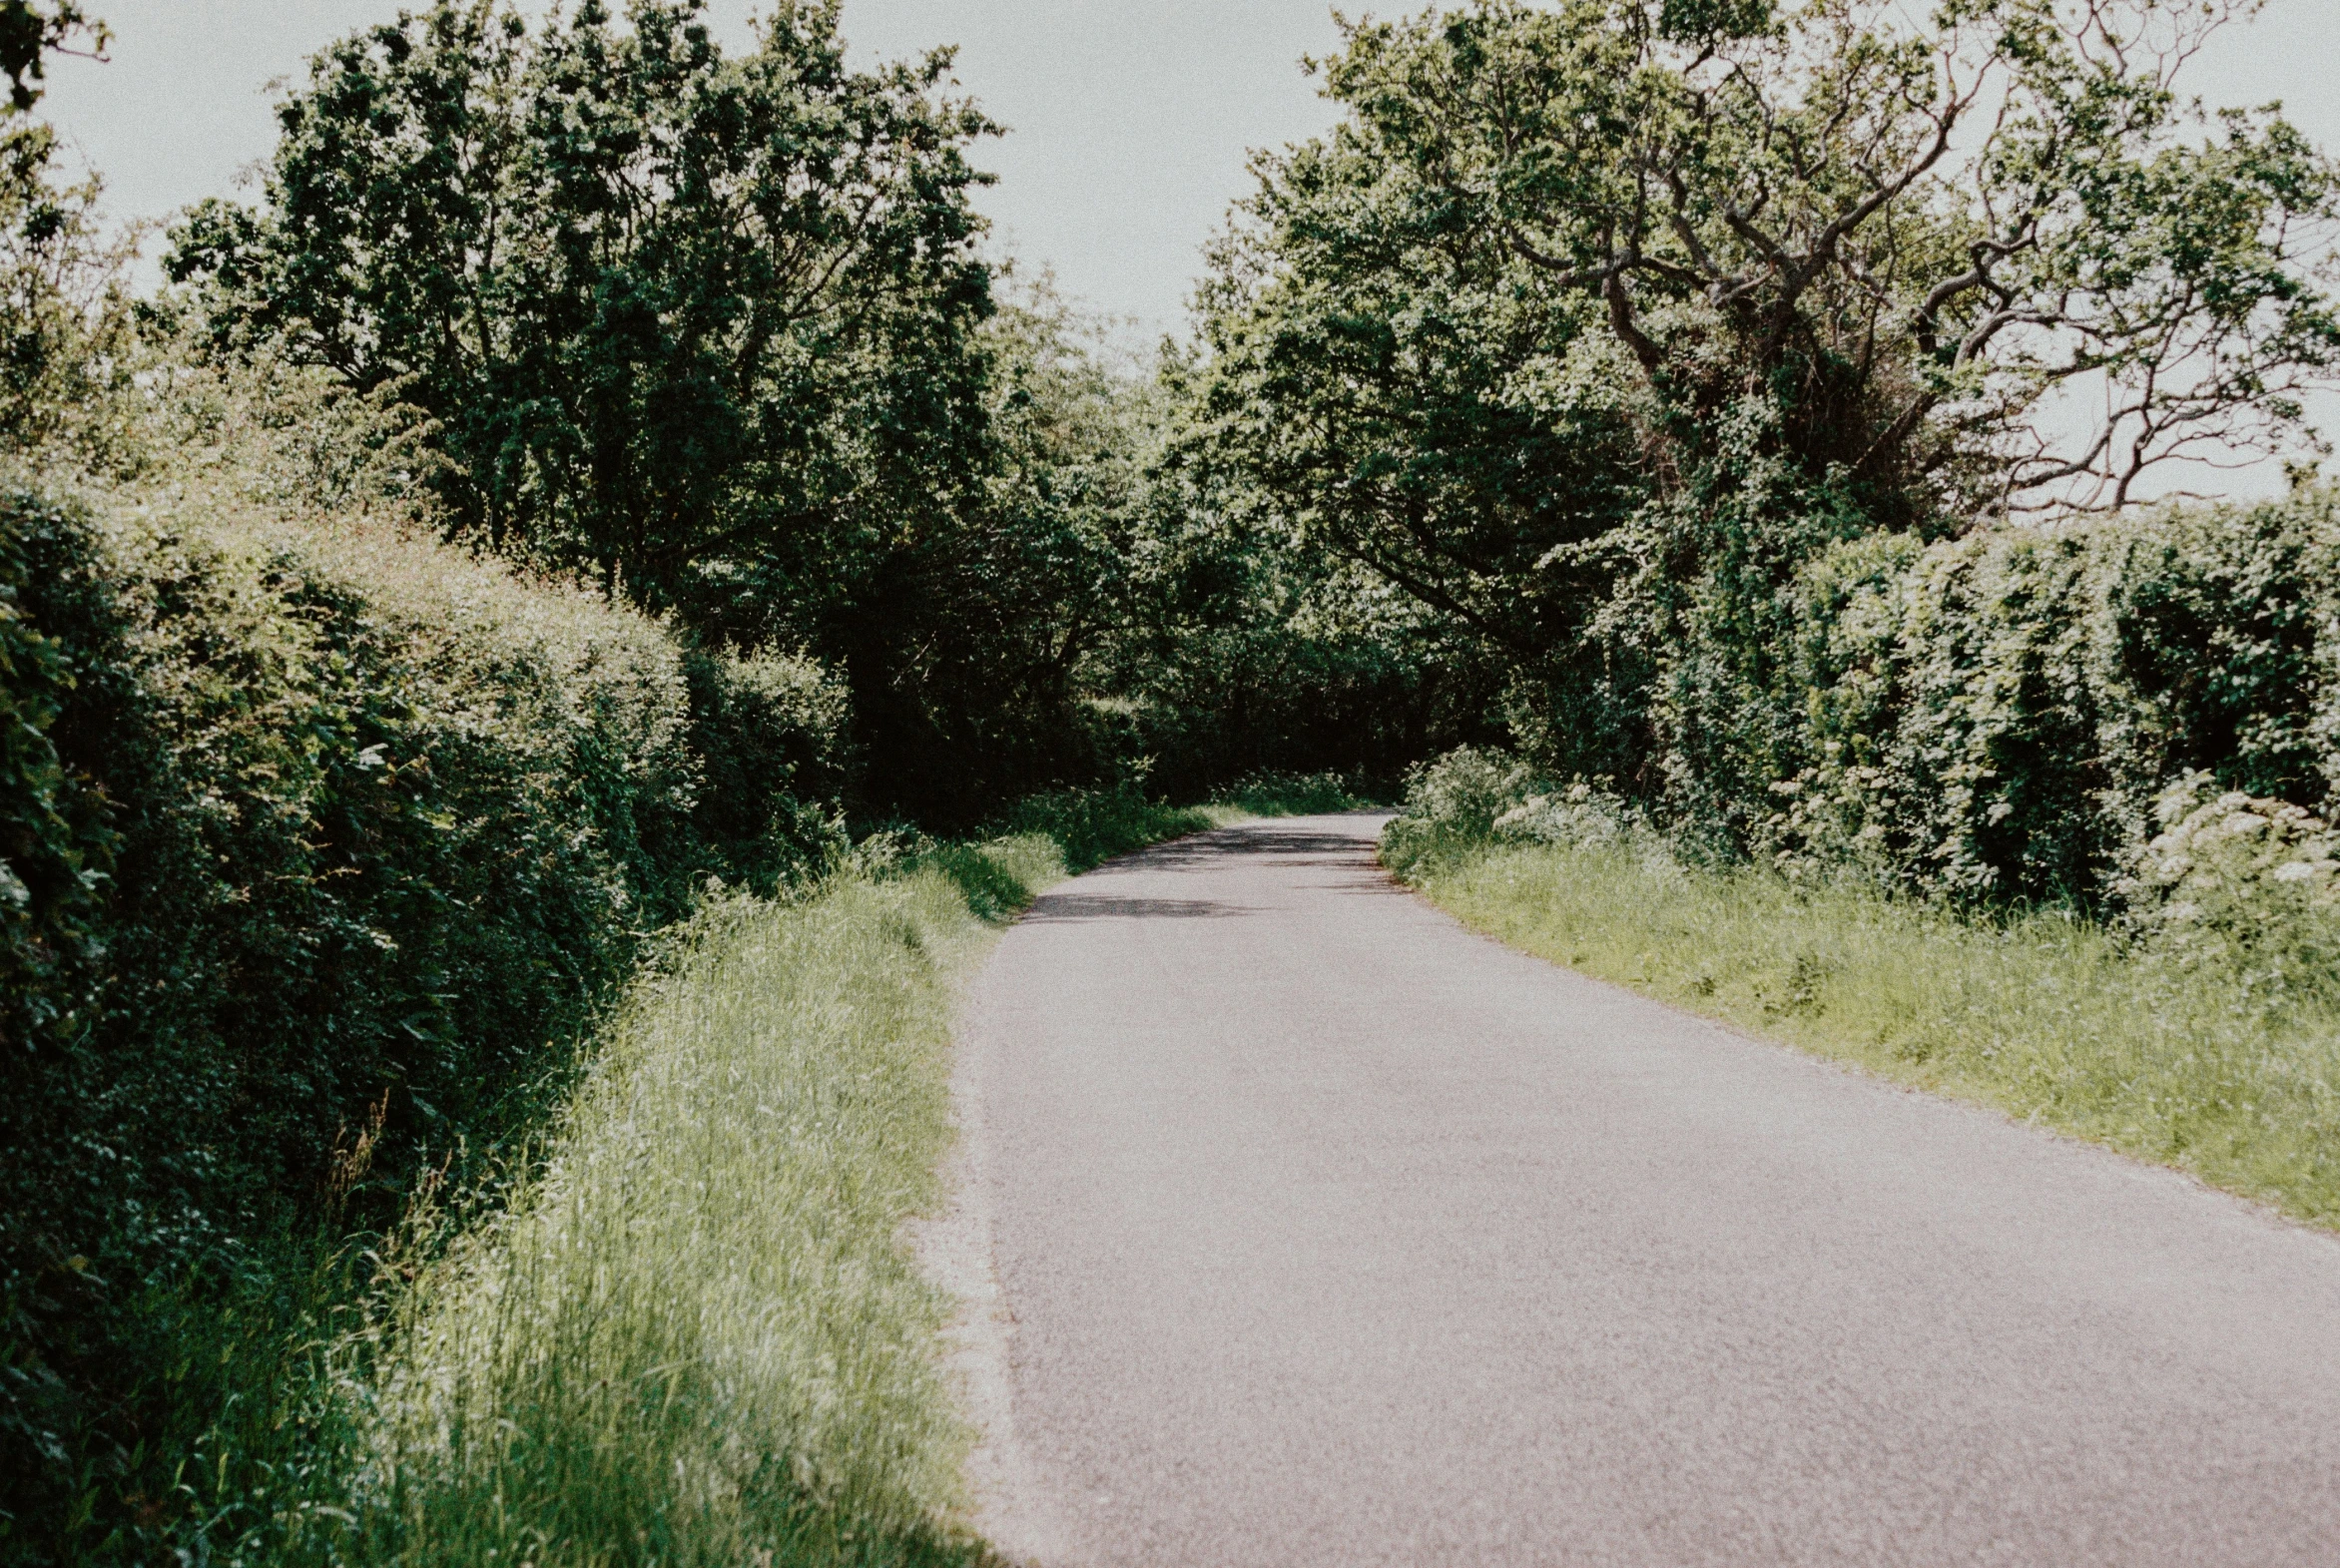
1490, 781, 1641, 852
1222, 769, 1366, 816
1379, 747, 1538, 873
0, 477, 847, 1562
2118, 774, 2340, 1014
682, 648, 852, 896
0, 119, 140, 472
1772, 490, 2340, 907
342, 874, 996, 1568
993, 785, 1216, 874
0, 486, 113, 1058
1382, 748, 1654, 877
1394, 490, 2340, 1007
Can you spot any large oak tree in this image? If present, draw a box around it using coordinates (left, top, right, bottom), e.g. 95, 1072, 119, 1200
1198, 0, 2340, 811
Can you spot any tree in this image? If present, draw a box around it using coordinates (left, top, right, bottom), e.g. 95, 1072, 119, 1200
0, 2, 133, 465
0, 1, 104, 113
168, 0, 1200, 818
834, 272, 1146, 817
1198, 0, 2340, 813
171, 0, 998, 650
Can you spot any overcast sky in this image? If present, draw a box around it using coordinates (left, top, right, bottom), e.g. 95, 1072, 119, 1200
34, 0, 2340, 493
37, 0, 1353, 335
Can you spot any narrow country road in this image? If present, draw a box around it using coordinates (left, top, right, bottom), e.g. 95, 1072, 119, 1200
940, 814, 2340, 1566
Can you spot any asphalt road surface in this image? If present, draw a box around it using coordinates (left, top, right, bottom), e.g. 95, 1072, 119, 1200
935, 813, 2340, 1566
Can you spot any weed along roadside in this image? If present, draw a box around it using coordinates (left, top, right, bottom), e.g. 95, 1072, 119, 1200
349, 869, 1007, 1568
1381, 753, 2340, 1231
241, 784, 1345, 1567
348, 853, 1043, 1568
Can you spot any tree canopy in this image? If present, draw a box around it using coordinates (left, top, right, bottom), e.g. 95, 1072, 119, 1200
1197, 0, 2340, 809
0, 1, 102, 112
172, 0, 996, 647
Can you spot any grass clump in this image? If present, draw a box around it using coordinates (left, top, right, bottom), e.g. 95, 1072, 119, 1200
269, 803, 1219, 1568
1386, 754, 2340, 1228
343, 864, 1020, 1567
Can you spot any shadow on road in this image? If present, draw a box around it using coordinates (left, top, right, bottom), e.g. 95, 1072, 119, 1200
1114, 824, 1385, 869
1022, 893, 1256, 923
1040, 819, 1418, 910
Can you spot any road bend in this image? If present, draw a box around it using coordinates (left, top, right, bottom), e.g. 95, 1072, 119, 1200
936, 813, 2340, 1566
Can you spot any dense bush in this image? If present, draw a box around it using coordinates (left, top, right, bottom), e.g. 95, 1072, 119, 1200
1392, 486, 2340, 927
2116, 775, 2340, 1016
1380, 748, 1649, 875
0, 476, 847, 1561
1777, 490, 2340, 906
990, 785, 1219, 875
1219, 770, 1367, 816
1090, 599, 1496, 803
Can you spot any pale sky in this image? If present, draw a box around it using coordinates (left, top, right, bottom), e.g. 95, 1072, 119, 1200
34, 0, 2340, 493
37, 0, 1351, 336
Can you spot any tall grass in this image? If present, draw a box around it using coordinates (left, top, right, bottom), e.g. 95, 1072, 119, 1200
341, 864, 1032, 1568
1405, 839, 2340, 1227
46, 787, 1255, 1565
250, 798, 1228, 1567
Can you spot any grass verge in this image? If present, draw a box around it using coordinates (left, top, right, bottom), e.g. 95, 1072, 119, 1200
1398, 838, 2340, 1228
269, 794, 1228, 1567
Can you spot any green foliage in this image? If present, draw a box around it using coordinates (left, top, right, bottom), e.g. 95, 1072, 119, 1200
683, 647, 852, 895
0, 2, 102, 113
1777, 490, 2340, 905
843, 276, 1144, 822
0, 475, 849, 1563
1197, 0, 2340, 847
56, 790, 1212, 1566
2119, 775, 2340, 1016
171, 0, 995, 637
162, 0, 1169, 825
1219, 769, 1368, 816
0, 485, 110, 1054
1381, 750, 1654, 880
1397, 830, 2340, 1231
1377, 746, 1542, 873
338, 872, 1001, 1568
166, 4, 1434, 822
0, 121, 138, 468
1392, 484, 2340, 914
991, 784, 1217, 875
1092, 336, 1509, 797
1095, 516, 1502, 799
1270, 0, 2340, 518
